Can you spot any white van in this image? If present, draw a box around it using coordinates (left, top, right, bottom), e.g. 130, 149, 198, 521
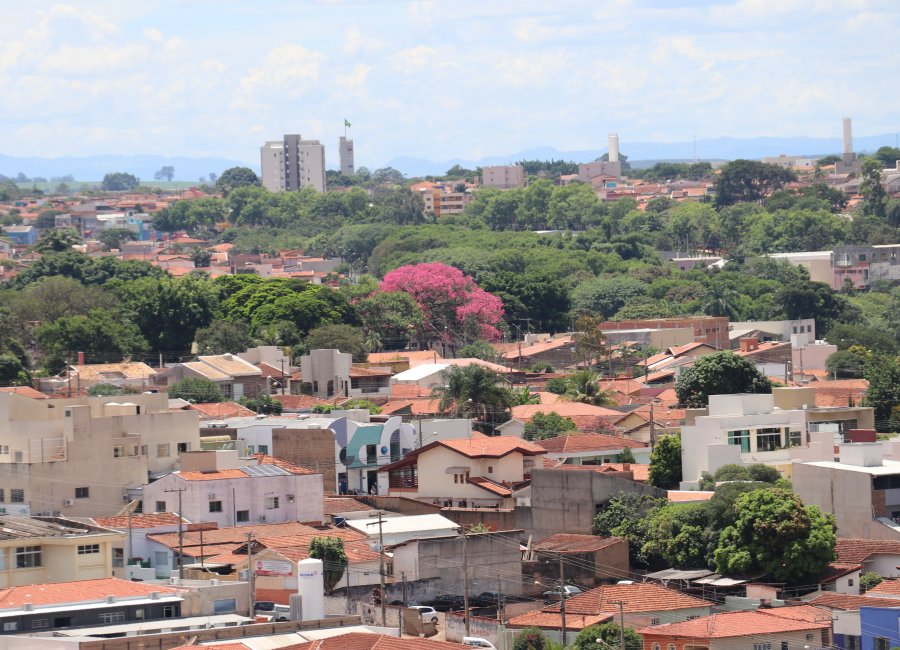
462, 638, 497, 649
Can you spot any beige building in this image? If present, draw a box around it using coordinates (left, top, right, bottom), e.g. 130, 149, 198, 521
0, 392, 200, 517
481, 165, 524, 189
339, 136, 354, 175
260, 134, 327, 193
380, 435, 546, 507
0, 516, 123, 588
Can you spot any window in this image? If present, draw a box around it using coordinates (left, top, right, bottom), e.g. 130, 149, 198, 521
727, 429, 750, 453
135, 608, 145, 620
157, 443, 170, 458
650, 617, 661, 625
236, 510, 250, 522
156, 501, 166, 512
286, 494, 295, 503
209, 501, 223, 513
875, 638, 889, 650
848, 578, 854, 586
265, 497, 279, 509
652, 644, 660, 650
258, 445, 269, 455
75, 487, 89, 499
487, 466, 494, 473
15, 546, 42, 568
141, 445, 148, 456
756, 427, 784, 452
113, 445, 124, 458
31, 619, 49, 629
163, 605, 178, 618
3, 622, 18, 632
177, 442, 190, 453
98, 611, 124, 624
0, 489, 4, 502
113, 548, 124, 568
667, 645, 676, 650
782, 642, 788, 650
789, 430, 802, 447
847, 636, 859, 650
78, 544, 100, 555
213, 598, 237, 614
753, 644, 771, 650
11, 489, 24, 503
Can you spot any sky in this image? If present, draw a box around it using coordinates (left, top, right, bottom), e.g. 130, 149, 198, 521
1, 0, 899, 169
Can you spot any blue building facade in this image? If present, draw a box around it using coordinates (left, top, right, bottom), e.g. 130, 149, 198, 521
860, 605, 900, 650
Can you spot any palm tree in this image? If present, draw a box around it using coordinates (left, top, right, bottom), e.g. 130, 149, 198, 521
364, 330, 383, 353
511, 385, 541, 406
701, 284, 739, 320
33, 227, 81, 253
562, 370, 616, 407
432, 365, 513, 433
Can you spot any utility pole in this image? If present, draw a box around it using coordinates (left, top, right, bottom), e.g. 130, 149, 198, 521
246, 532, 255, 616
649, 399, 656, 450
610, 600, 626, 650
559, 554, 567, 648
280, 358, 286, 395
461, 530, 471, 637
401, 572, 408, 637
164, 487, 186, 579
367, 512, 387, 626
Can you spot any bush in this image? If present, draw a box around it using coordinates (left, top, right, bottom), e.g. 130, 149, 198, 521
513, 627, 551, 650
87, 383, 137, 397
861, 571, 884, 592
168, 377, 225, 403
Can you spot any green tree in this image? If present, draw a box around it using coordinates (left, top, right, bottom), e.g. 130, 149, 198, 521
101, 172, 140, 191
860, 571, 884, 592
33, 227, 81, 252
706, 481, 776, 531
617, 447, 636, 463
357, 291, 425, 350
511, 386, 542, 405
240, 393, 283, 415
458, 340, 499, 362
34, 309, 148, 364
714, 488, 836, 583
573, 316, 608, 368
593, 492, 668, 567
860, 158, 887, 219
8, 275, 115, 325
523, 411, 577, 441
433, 365, 512, 433
305, 324, 367, 362
648, 433, 682, 489
571, 276, 648, 319
194, 320, 253, 355
190, 248, 212, 268
862, 352, 900, 432
701, 284, 740, 319
0, 353, 31, 386
98, 228, 137, 251
825, 349, 868, 379
642, 503, 711, 569
574, 622, 642, 650
513, 627, 551, 650
545, 377, 570, 395
87, 383, 134, 397
215, 167, 261, 195
714, 160, 796, 207
775, 282, 856, 334
563, 370, 616, 406
675, 352, 772, 408
309, 537, 348, 592
168, 377, 225, 403
154, 166, 175, 183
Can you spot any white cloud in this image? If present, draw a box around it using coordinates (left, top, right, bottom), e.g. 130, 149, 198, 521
342, 24, 385, 56
335, 64, 372, 93
387, 45, 438, 74
239, 44, 327, 97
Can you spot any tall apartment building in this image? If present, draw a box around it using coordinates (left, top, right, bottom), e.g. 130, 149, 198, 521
339, 136, 354, 176
482, 164, 524, 189
260, 134, 326, 193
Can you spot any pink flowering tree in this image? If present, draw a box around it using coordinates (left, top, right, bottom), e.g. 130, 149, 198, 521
379, 263, 504, 344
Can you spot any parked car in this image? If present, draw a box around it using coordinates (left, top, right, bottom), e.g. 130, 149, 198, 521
409, 605, 439, 623
473, 591, 503, 607
427, 594, 466, 612
542, 585, 583, 602
463, 637, 497, 649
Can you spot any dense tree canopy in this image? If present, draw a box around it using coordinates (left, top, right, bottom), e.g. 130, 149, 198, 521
675, 352, 773, 407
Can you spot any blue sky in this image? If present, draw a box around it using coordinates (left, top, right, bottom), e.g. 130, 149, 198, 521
1, 0, 899, 169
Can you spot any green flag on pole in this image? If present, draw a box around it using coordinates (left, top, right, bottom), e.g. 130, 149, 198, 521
344, 118, 351, 128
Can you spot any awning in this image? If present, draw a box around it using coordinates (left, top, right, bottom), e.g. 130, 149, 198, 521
445, 466, 470, 474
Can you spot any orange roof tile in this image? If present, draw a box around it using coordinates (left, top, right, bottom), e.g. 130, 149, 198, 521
534, 534, 626, 554
467, 476, 513, 496
511, 403, 623, 420
641, 609, 830, 639
506, 608, 609, 630
179, 468, 249, 481
545, 463, 650, 481
92, 512, 186, 529
536, 433, 647, 453
835, 538, 900, 564
0, 578, 179, 608
554, 583, 712, 616
190, 401, 257, 419
867, 578, 900, 596
438, 436, 547, 458
283, 632, 471, 649
0, 386, 49, 399
807, 592, 900, 611
149, 522, 324, 549
276, 395, 349, 410
667, 490, 715, 502
323, 497, 376, 516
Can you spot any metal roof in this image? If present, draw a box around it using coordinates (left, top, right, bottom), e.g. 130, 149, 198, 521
242, 464, 291, 478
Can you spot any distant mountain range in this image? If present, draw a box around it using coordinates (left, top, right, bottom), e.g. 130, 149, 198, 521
2, 132, 898, 181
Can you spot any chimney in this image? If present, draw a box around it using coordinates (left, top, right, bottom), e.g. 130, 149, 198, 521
739, 337, 758, 353
622, 463, 631, 471
608, 133, 619, 163
77, 351, 85, 366
842, 117, 853, 155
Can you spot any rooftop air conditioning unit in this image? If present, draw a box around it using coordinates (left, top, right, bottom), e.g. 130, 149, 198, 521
63, 499, 75, 507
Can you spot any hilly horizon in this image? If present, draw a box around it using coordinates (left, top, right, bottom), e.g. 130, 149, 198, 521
2, 132, 899, 182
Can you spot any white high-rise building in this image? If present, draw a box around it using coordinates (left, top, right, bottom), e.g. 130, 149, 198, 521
260, 134, 327, 193
339, 136, 354, 176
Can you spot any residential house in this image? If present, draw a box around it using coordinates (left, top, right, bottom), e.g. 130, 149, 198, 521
0, 577, 183, 635
794, 445, 900, 541
640, 608, 832, 650
507, 583, 712, 640
300, 349, 392, 400
140, 451, 324, 528
832, 539, 900, 577
501, 403, 624, 436
729, 318, 817, 347
860, 604, 900, 650
535, 433, 650, 465
804, 592, 900, 650
90, 512, 187, 580
680, 389, 873, 488
530, 534, 630, 587
345, 513, 460, 546
502, 336, 576, 368
636, 341, 719, 374
379, 436, 547, 508
2, 225, 37, 246
164, 354, 266, 399
0, 392, 199, 516
66, 361, 158, 393
600, 317, 730, 349
273, 632, 471, 649
0, 516, 123, 588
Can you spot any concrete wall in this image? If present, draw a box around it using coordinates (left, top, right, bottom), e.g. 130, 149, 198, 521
530, 469, 665, 542
272, 427, 338, 494
446, 613, 500, 645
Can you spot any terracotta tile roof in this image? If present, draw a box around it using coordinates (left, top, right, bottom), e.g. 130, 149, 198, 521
149, 522, 324, 549
438, 436, 547, 458
283, 632, 470, 649
251, 453, 317, 475
277, 395, 348, 410
349, 366, 393, 378
807, 592, 900, 611
198, 354, 263, 377
503, 337, 575, 360
0, 578, 179, 608
554, 583, 711, 616
758, 605, 834, 622
867, 578, 900, 596
667, 490, 715, 502
380, 398, 442, 415
323, 497, 376, 516
467, 476, 513, 496
252, 588, 295, 606
534, 534, 626, 554
544, 463, 649, 482
182, 361, 231, 381
190, 401, 256, 419
640, 609, 831, 638
536, 433, 648, 453
368, 351, 443, 364
92, 512, 186, 529
178, 468, 249, 481
507, 608, 609, 630
390, 384, 436, 399
0, 386, 48, 399
835, 538, 900, 564
73, 361, 157, 380
171, 644, 249, 650
511, 403, 623, 420
819, 562, 864, 582
259, 535, 379, 564
430, 357, 517, 373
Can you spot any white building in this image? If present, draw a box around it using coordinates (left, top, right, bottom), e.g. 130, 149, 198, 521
141, 450, 324, 527
260, 134, 326, 193
339, 136, 354, 175
344, 513, 460, 547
